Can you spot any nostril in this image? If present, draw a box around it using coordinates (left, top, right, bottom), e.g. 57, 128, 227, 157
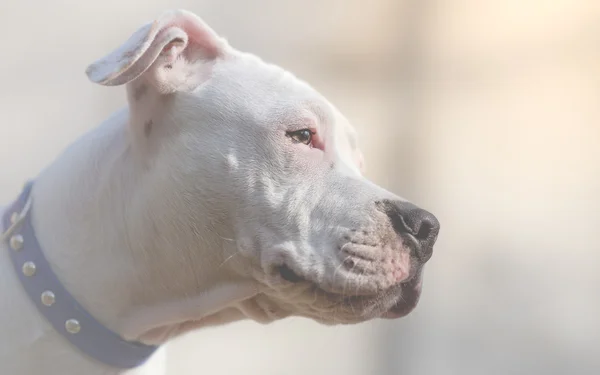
377, 199, 440, 243
416, 220, 433, 241
414, 213, 439, 241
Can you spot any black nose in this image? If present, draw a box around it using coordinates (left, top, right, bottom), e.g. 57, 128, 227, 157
377, 199, 440, 261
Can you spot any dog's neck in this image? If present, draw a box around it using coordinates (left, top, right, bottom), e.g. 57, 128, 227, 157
28, 108, 258, 345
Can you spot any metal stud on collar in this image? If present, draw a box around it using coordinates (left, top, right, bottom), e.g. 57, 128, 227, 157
10, 234, 24, 250
41, 290, 56, 306
65, 319, 82, 334
1, 181, 159, 369
22, 261, 37, 276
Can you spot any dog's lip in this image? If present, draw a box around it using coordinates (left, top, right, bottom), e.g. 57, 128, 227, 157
311, 273, 424, 319
381, 277, 423, 319
382, 297, 419, 319
273, 260, 425, 319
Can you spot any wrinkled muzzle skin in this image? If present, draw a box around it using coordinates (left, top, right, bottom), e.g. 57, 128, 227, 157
237, 173, 426, 324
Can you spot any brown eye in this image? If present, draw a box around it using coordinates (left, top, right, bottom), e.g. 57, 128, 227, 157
286, 129, 314, 145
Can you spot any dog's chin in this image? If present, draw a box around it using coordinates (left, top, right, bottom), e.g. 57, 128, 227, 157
304, 274, 424, 324
269, 263, 425, 324
380, 278, 423, 319
366, 275, 423, 320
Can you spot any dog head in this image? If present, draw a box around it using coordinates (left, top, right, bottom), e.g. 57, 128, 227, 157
87, 9, 439, 327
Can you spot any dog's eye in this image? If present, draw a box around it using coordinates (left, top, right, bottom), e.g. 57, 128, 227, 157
286, 129, 315, 145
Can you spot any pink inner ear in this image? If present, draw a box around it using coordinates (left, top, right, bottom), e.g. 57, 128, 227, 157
173, 16, 222, 58
86, 10, 224, 87
161, 37, 187, 64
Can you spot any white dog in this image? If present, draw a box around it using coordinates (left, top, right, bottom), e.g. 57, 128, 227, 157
0, 9, 439, 375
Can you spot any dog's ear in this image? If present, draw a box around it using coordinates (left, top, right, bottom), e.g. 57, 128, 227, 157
85, 9, 227, 93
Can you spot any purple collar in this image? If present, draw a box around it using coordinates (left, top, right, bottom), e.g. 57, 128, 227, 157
1, 181, 159, 369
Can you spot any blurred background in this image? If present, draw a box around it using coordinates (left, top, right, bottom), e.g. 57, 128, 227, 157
1, 1, 599, 374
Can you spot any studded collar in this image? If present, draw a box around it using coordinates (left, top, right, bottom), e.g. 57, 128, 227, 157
1, 181, 159, 369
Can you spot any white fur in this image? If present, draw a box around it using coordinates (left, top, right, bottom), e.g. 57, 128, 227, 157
0, 9, 434, 375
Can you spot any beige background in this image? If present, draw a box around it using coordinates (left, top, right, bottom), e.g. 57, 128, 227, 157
1, 1, 599, 374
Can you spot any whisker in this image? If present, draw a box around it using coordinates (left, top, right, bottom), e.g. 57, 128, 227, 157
332, 256, 350, 286
217, 235, 236, 242
352, 269, 369, 315
343, 262, 361, 316
342, 260, 359, 299
310, 285, 319, 305
217, 251, 239, 269
330, 257, 352, 324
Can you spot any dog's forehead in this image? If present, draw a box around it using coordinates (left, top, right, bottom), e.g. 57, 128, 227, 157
208, 52, 362, 173
205, 57, 312, 119
224, 54, 357, 130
